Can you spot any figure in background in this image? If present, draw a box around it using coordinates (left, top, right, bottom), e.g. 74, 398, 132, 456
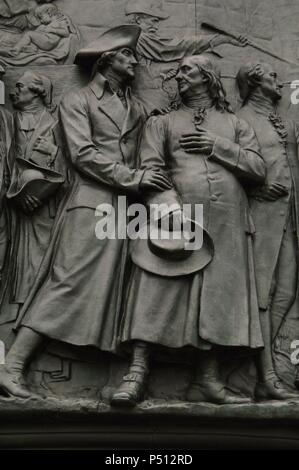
125, 0, 249, 65
0, 25, 172, 399
0, 71, 65, 329
237, 62, 299, 400
12, 4, 70, 55
0, 0, 80, 65
124, 0, 249, 111
111, 55, 266, 407
0, 0, 29, 21
0, 65, 14, 283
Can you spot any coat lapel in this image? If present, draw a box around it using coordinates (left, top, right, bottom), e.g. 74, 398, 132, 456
121, 92, 140, 138
24, 110, 55, 160
89, 74, 127, 132
98, 93, 126, 132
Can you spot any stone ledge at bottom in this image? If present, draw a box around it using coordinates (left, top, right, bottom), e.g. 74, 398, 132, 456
0, 397, 299, 449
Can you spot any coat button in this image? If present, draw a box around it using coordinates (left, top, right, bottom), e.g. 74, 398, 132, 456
280, 211, 285, 216
211, 195, 218, 201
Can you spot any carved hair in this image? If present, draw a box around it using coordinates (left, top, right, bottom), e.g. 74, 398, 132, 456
35, 4, 59, 19
90, 51, 119, 79
189, 55, 233, 113
236, 62, 266, 104
128, 13, 139, 24
97, 51, 118, 70
23, 71, 53, 107
127, 13, 155, 24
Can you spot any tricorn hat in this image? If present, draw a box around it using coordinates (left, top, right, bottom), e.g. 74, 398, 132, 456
75, 25, 141, 68
125, 0, 169, 19
7, 158, 65, 204
131, 215, 214, 277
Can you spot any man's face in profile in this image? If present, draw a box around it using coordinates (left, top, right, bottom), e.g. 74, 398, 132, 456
10, 73, 37, 110
110, 48, 138, 81
258, 64, 283, 103
176, 57, 207, 97
136, 14, 160, 35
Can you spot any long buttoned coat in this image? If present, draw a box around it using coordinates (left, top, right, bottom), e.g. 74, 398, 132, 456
238, 103, 299, 309
121, 104, 265, 349
0, 108, 13, 276
0, 108, 13, 207
0, 109, 65, 325
17, 73, 146, 353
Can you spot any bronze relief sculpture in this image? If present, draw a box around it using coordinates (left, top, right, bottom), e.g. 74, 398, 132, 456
237, 62, 299, 400
125, 0, 250, 110
0, 0, 80, 66
0, 24, 173, 398
0, 70, 65, 345
125, 0, 249, 64
111, 55, 266, 407
0, 71, 13, 284
0, 0, 298, 448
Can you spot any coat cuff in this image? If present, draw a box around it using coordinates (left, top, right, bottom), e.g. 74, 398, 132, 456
114, 168, 145, 193
128, 169, 146, 193
135, 169, 146, 192
208, 136, 240, 168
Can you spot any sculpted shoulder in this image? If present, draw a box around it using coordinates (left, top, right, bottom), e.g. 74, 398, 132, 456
237, 105, 258, 122
59, 85, 91, 112
145, 111, 172, 129
147, 104, 180, 123
227, 111, 255, 132
130, 94, 146, 110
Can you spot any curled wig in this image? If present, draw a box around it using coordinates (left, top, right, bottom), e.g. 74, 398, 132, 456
236, 62, 266, 105
22, 71, 53, 107
188, 55, 233, 113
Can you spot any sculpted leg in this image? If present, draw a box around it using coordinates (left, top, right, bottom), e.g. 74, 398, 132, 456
271, 225, 297, 343
187, 350, 252, 405
0, 326, 44, 398
110, 341, 149, 407
255, 308, 299, 400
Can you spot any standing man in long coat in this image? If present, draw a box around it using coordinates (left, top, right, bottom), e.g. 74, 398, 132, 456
112, 55, 266, 407
0, 25, 171, 398
0, 71, 65, 326
237, 62, 299, 400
